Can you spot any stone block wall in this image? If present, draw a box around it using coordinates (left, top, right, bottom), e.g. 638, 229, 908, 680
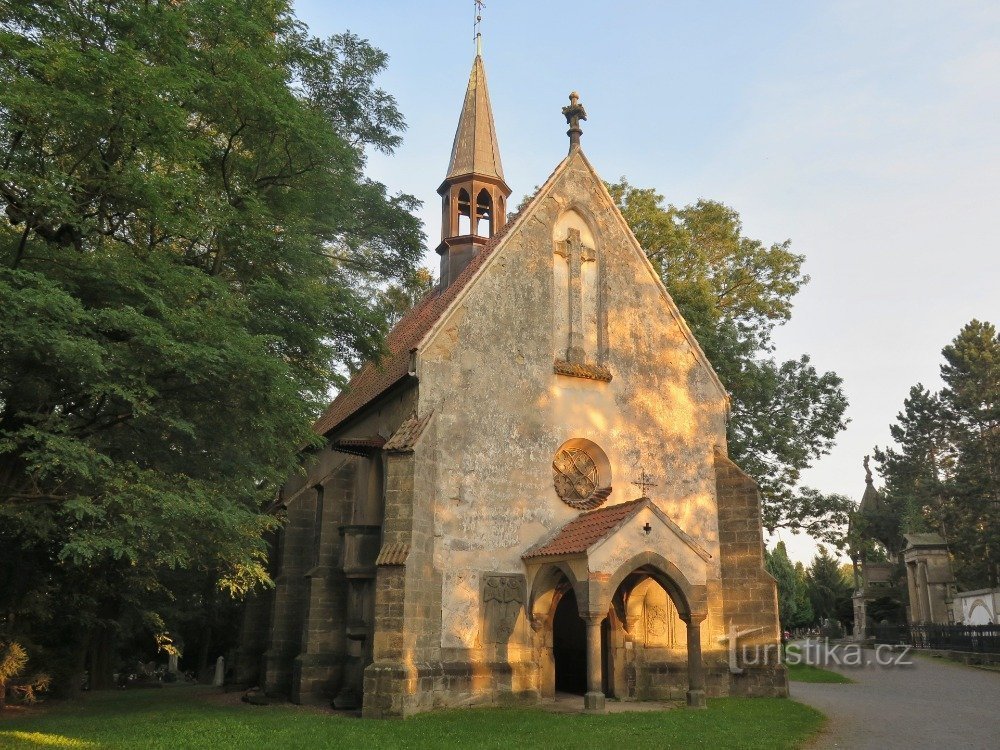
714, 448, 789, 698
263, 487, 317, 696
234, 586, 274, 686
364, 446, 416, 718
291, 461, 354, 703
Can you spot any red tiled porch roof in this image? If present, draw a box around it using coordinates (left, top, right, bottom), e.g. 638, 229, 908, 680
522, 498, 649, 559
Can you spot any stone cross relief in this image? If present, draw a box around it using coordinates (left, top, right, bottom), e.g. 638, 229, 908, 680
554, 227, 595, 364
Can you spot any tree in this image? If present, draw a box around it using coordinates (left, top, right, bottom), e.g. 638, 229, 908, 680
939, 320, 1000, 586
792, 562, 814, 627
0, 1, 422, 690
765, 541, 813, 630
872, 385, 950, 544
379, 267, 435, 328
607, 181, 851, 542
876, 321, 999, 588
805, 547, 852, 626
0, 641, 49, 711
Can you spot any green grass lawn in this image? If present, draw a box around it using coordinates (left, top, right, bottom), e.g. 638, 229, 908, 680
785, 662, 853, 683
0, 686, 824, 750
784, 645, 853, 683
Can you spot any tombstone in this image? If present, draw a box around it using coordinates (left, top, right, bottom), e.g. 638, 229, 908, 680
212, 656, 225, 687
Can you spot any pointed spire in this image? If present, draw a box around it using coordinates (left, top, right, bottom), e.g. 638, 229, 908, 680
445, 55, 505, 183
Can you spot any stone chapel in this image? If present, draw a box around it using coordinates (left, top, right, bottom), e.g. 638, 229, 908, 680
237, 50, 788, 716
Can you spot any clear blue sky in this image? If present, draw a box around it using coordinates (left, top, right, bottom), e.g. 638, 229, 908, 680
294, 1, 999, 563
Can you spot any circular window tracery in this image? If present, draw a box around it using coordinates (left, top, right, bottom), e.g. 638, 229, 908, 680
552, 438, 612, 510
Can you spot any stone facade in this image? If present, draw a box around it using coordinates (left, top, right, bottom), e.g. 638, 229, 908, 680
903, 533, 957, 625
238, 54, 787, 715
952, 588, 1000, 625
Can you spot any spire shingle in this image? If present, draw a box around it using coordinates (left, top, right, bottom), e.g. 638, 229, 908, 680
446, 55, 504, 182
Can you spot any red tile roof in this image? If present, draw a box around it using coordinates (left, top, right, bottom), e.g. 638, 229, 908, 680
383, 411, 433, 452
312, 215, 520, 436
522, 498, 648, 559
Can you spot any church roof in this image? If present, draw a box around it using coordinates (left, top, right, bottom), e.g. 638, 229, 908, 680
857, 481, 884, 515
312, 211, 521, 436
444, 55, 505, 183
903, 532, 948, 549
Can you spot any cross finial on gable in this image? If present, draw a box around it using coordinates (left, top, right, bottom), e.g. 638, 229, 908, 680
562, 91, 587, 152
631, 467, 658, 500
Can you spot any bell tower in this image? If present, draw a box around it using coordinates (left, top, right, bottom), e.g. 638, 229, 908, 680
436, 44, 511, 288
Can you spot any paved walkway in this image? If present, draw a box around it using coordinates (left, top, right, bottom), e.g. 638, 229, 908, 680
791, 641, 1000, 749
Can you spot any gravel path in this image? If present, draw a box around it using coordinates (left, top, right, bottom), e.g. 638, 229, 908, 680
791, 641, 1000, 749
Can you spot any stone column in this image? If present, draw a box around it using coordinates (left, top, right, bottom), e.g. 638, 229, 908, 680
905, 562, 921, 623
584, 615, 605, 711
916, 561, 932, 624
685, 617, 707, 709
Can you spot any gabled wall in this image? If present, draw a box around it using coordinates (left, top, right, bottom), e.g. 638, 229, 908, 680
415, 149, 730, 662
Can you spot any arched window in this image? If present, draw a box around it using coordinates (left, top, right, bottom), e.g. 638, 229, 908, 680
475, 188, 493, 237
457, 189, 472, 235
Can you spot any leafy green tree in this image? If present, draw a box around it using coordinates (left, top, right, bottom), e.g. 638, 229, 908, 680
379, 267, 435, 328
607, 181, 851, 542
0, 0, 421, 689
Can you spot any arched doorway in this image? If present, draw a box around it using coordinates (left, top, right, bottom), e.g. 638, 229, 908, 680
601, 555, 708, 708
552, 587, 587, 694
608, 571, 688, 700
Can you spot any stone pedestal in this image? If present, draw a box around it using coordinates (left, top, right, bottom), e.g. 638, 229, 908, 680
212, 656, 225, 687
584, 691, 606, 711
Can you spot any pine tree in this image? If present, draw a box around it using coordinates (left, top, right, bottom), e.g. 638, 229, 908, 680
806, 547, 851, 626
765, 542, 800, 630
939, 321, 1000, 586
874, 321, 999, 588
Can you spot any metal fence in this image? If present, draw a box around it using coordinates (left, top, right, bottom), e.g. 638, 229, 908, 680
871, 623, 1000, 654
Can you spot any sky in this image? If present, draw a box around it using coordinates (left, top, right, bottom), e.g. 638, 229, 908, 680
293, 1, 1000, 564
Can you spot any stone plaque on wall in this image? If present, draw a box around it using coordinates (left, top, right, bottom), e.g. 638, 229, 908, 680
482, 574, 526, 644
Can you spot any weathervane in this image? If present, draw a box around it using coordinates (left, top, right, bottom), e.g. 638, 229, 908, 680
474, 0, 485, 55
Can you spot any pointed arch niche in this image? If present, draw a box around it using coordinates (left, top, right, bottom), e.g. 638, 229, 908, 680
552, 210, 609, 381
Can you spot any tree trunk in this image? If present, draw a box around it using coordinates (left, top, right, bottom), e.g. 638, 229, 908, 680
88, 625, 115, 690
197, 624, 212, 678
